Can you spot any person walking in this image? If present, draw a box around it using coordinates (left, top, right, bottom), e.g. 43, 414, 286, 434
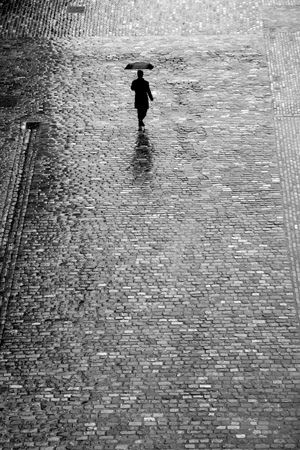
131, 70, 154, 129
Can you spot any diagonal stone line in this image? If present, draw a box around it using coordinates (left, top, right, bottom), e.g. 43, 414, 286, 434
273, 116, 300, 311
0, 124, 40, 341
0, 125, 26, 253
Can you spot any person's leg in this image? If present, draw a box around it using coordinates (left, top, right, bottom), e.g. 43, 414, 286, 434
137, 109, 142, 127
141, 109, 147, 125
138, 108, 147, 127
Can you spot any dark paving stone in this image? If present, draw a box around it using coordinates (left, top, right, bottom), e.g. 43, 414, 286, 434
0, 96, 18, 107
67, 6, 86, 14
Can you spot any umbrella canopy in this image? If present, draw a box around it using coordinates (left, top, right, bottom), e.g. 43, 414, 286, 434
125, 62, 154, 70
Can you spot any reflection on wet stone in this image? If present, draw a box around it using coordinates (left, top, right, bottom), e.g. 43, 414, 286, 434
1, 8, 300, 448
132, 130, 153, 181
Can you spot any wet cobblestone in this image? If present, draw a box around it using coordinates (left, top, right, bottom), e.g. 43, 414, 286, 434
0, 1, 300, 449
0, 0, 263, 38
0, 32, 300, 448
263, 9, 300, 311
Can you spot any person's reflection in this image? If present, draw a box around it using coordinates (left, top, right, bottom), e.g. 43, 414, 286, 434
132, 129, 153, 182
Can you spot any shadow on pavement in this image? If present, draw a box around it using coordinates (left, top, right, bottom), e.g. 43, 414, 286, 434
132, 129, 153, 182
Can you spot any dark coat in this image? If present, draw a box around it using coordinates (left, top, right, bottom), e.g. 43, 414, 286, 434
131, 78, 153, 109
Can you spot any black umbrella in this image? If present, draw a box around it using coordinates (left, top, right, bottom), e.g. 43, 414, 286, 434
125, 62, 154, 70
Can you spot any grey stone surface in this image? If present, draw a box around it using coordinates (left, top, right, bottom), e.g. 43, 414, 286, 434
0, 1, 300, 450
0, 0, 262, 37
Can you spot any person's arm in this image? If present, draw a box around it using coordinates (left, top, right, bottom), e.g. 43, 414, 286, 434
131, 80, 136, 91
147, 84, 154, 101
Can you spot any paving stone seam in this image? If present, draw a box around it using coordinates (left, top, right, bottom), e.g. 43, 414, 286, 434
264, 30, 300, 116
273, 117, 300, 313
0, 124, 40, 341
0, 124, 24, 251
264, 28, 300, 317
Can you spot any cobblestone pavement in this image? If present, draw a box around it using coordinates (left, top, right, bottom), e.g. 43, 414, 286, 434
0, 1, 300, 450
0, 0, 263, 37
